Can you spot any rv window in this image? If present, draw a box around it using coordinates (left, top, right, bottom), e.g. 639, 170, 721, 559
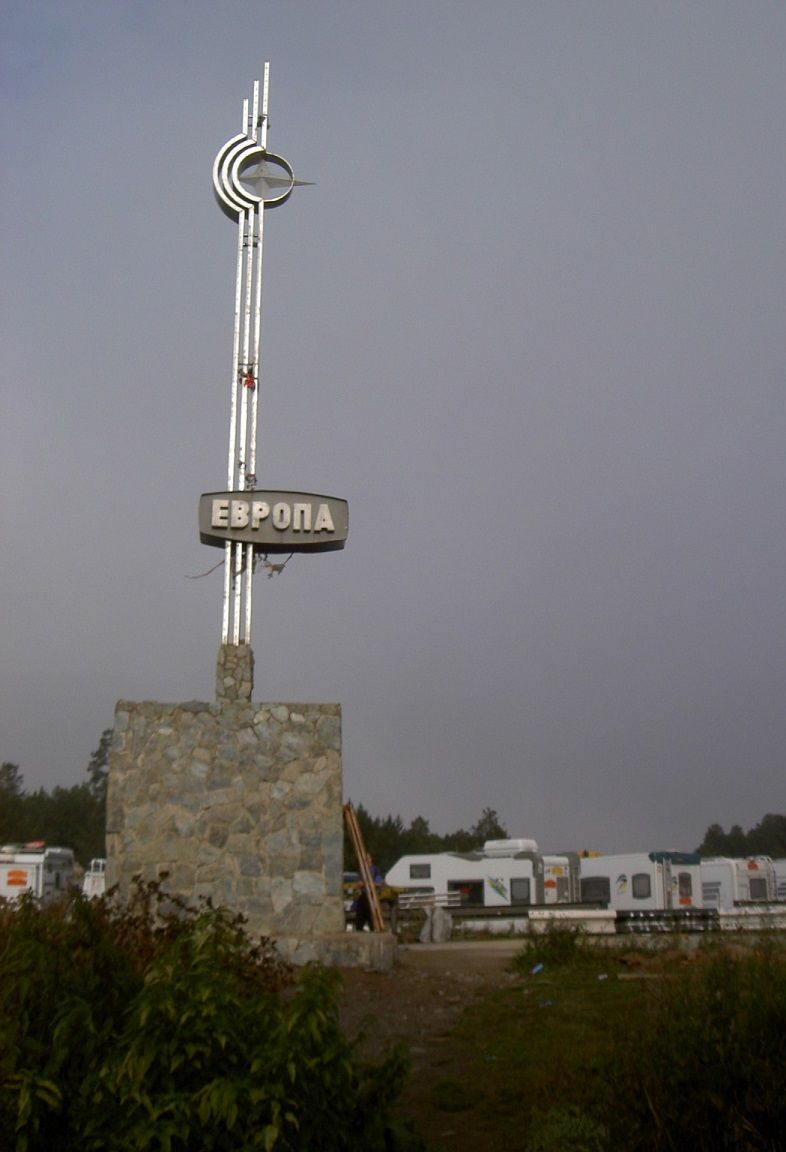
581, 877, 611, 905
632, 873, 651, 899
510, 878, 531, 904
678, 872, 693, 898
749, 877, 768, 901
409, 863, 431, 880
702, 881, 721, 907
448, 880, 483, 906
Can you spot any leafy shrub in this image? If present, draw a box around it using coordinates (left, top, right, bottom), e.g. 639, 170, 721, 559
524, 1106, 609, 1152
0, 884, 421, 1152
604, 941, 786, 1151
513, 924, 601, 972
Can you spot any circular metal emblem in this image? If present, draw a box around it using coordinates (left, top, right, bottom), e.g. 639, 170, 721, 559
213, 133, 295, 219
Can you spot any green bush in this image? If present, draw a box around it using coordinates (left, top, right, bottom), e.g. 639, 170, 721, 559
0, 884, 421, 1152
524, 1106, 609, 1152
513, 924, 601, 972
604, 941, 786, 1151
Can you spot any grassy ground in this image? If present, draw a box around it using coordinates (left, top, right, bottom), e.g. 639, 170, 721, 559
430, 950, 637, 1149
354, 931, 786, 1152
404, 937, 634, 1150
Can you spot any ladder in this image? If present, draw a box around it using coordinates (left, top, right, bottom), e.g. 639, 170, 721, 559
343, 802, 385, 932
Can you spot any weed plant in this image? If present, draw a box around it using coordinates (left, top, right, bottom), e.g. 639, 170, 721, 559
513, 923, 606, 971
443, 934, 786, 1152
604, 939, 786, 1151
0, 884, 422, 1152
522, 1105, 609, 1152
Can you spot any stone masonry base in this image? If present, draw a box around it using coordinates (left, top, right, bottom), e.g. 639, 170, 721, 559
105, 646, 394, 970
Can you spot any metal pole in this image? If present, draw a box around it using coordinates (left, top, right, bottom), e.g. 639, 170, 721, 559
212, 64, 299, 649
223, 98, 250, 646
245, 78, 268, 645
233, 201, 255, 643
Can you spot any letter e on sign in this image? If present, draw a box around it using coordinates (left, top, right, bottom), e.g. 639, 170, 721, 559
211, 500, 229, 529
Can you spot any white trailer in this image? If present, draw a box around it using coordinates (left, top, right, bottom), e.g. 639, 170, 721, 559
82, 858, 107, 899
542, 855, 581, 904
0, 843, 75, 904
385, 839, 580, 908
773, 859, 786, 902
578, 851, 702, 911
700, 856, 777, 909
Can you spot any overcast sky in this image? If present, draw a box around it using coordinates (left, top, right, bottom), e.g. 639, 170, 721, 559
2, 2, 784, 854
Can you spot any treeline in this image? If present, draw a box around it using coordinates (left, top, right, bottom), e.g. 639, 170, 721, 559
0, 730, 111, 867
347, 805, 786, 876
3, 733, 785, 877
345, 804, 509, 875
1, 740, 510, 877
696, 813, 786, 858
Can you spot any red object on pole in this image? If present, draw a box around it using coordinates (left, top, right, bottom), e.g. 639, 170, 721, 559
243, 369, 256, 390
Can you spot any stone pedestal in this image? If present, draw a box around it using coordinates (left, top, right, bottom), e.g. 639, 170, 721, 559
106, 645, 394, 969
215, 642, 254, 703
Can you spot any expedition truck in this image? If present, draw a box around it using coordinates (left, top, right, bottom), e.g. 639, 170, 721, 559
773, 859, 786, 902
578, 851, 702, 912
385, 839, 581, 908
82, 858, 107, 899
0, 843, 75, 904
700, 856, 777, 909
342, 870, 398, 914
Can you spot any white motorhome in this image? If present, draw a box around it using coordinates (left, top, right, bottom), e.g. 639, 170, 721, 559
700, 856, 777, 909
578, 851, 702, 912
0, 843, 75, 904
773, 859, 786, 902
385, 839, 580, 907
82, 858, 107, 899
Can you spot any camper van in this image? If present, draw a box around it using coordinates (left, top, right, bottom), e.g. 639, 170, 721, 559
82, 858, 107, 899
773, 859, 786, 902
0, 843, 75, 904
578, 851, 702, 912
385, 839, 580, 908
700, 856, 777, 909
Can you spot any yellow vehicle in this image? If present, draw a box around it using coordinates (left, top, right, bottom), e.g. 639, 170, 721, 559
342, 871, 399, 914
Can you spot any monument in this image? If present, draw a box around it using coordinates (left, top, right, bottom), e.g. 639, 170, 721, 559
106, 67, 392, 969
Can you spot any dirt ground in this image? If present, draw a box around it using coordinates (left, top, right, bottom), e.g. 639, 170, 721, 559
337, 941, 524, 1151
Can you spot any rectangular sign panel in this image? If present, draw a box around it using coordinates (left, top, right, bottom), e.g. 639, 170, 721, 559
199, 491, 348, 553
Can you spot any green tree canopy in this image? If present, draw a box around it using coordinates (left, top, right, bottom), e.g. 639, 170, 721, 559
697, 813, 786, 857
471, 806, 509, 843
87, 728, 113, 805
0, 732, 110, 866
0, 762, 23, 796
0, 763, 24, 843
344, 803, 511, 875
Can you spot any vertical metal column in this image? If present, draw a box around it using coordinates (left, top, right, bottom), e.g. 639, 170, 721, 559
212, 64, 295, 647
222, 100, 248, 647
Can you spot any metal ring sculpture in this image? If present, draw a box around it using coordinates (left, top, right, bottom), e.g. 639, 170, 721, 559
213, 132, 295, 219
